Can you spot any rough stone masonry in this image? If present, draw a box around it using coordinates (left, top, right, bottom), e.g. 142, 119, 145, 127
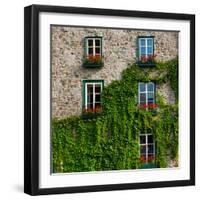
51, 26, 178, 119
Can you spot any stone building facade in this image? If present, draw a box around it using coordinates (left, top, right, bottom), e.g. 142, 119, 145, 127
51, 26, 178, 119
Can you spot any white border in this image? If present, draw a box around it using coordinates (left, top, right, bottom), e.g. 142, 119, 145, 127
39, 12, 190, 188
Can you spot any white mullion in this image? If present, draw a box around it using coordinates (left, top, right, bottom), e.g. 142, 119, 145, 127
145, 83, 148, 110
145, 38, 148, 59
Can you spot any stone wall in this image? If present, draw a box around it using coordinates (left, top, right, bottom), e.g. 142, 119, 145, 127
51, 26, 178, 118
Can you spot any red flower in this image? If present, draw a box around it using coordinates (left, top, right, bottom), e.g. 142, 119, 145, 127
139, 103, 158, 110
140, 54, 156, 62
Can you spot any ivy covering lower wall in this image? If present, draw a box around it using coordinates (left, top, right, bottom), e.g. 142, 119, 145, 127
52, 58, 178, 173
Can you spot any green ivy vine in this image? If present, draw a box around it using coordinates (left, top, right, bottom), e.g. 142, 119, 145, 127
52, 58, 178, 173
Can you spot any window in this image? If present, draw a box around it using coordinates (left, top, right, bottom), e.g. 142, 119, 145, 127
138, 82, 155, 108
83, 80, 104, 112
83, 37, 103, 68
85, 37, 102, 57
139, 134, 155, 164
138, 37, 154, 60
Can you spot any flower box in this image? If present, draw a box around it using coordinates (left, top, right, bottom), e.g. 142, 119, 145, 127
82, 55, 104, 68
137, 55, 156, 67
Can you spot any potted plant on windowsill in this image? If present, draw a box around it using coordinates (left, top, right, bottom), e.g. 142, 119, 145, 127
82, 54, 104, 68
81, 106, 103, 119
137, 55, 156, 67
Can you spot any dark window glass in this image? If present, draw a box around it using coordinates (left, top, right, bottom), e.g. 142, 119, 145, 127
88, 39, 93, 47
140, 135, 146, 144
95, 39, 100, 46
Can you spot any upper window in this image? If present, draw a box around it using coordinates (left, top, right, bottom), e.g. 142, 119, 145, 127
138, 82, 155, 109
86, 37, 102, 57
83, 80, 104, 113
138, 37, 155, 67
83, 37, 103, 68
139, 133, 155, 164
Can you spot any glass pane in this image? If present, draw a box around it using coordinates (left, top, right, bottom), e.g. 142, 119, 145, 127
140, 145, 146, 155
87, 94, 93, 104
87, 84, 93, 93
95, 47, 100, 55
148, 92, 154, 100
148, 135, 153, 143
95, 84, 101, 93
147, 47, 153, 54
147, 38, 153, 46
95, 94, 101, 102
147, 83, 154, 91
88, 39, 93, 47
140, 93, 146, 102
148, 144, 154, 154
140, 47, 146, 55
139, 83, 145, 92
140, 135, 146, 144
88, 48, 93, 55
140, 39, 146, 46
95, 39, 100, 46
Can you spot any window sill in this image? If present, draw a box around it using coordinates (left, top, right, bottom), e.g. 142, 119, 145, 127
137, 62, 156, 67
82, 62, 104, 68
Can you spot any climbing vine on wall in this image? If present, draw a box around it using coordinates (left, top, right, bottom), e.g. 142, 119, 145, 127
52, 58, 178, 173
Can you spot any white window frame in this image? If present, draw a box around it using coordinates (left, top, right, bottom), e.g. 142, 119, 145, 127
138, 82, 155, 107
139, 133, 155, 164
86, 38, 102, 57
138, 37, 154, 59
85, 82, 103, 110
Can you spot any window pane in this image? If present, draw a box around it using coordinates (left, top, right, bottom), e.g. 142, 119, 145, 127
147, 47, 153, 54
95, 47, 100, 55
87, 93, 93, 104
140, 93, 146, 102
87, 84, 93, 93
95, 94, 101, 102
140, 47, 146, 55
148, 92, 154, 104
147, 83, 154, 91
140, 145, 146, 155
95, 39, 100, 46
88, 48, 93, 55
139, 83, 145, 92
95, 84, 101, 93
147, 38, 153, 46
140, 135, 146, 144
88, 39, 93, 47
148, 135, 153, 143
140, 39, 146, 46
148, 144, 154, 154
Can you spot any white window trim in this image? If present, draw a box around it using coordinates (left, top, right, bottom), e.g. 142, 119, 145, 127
86, 38, 101, 57
139, 133, 155, 164
138, 37, 153, 59
85, 82, 103, 110
138, 82, 155, 107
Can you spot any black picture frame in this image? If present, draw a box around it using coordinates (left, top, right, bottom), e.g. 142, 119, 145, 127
24, 4, 195, 196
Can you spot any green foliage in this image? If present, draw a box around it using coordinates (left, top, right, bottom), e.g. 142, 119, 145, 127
52, 58, 178, 172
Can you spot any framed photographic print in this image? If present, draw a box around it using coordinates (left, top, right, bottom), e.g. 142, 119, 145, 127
24, 4, 195, 195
